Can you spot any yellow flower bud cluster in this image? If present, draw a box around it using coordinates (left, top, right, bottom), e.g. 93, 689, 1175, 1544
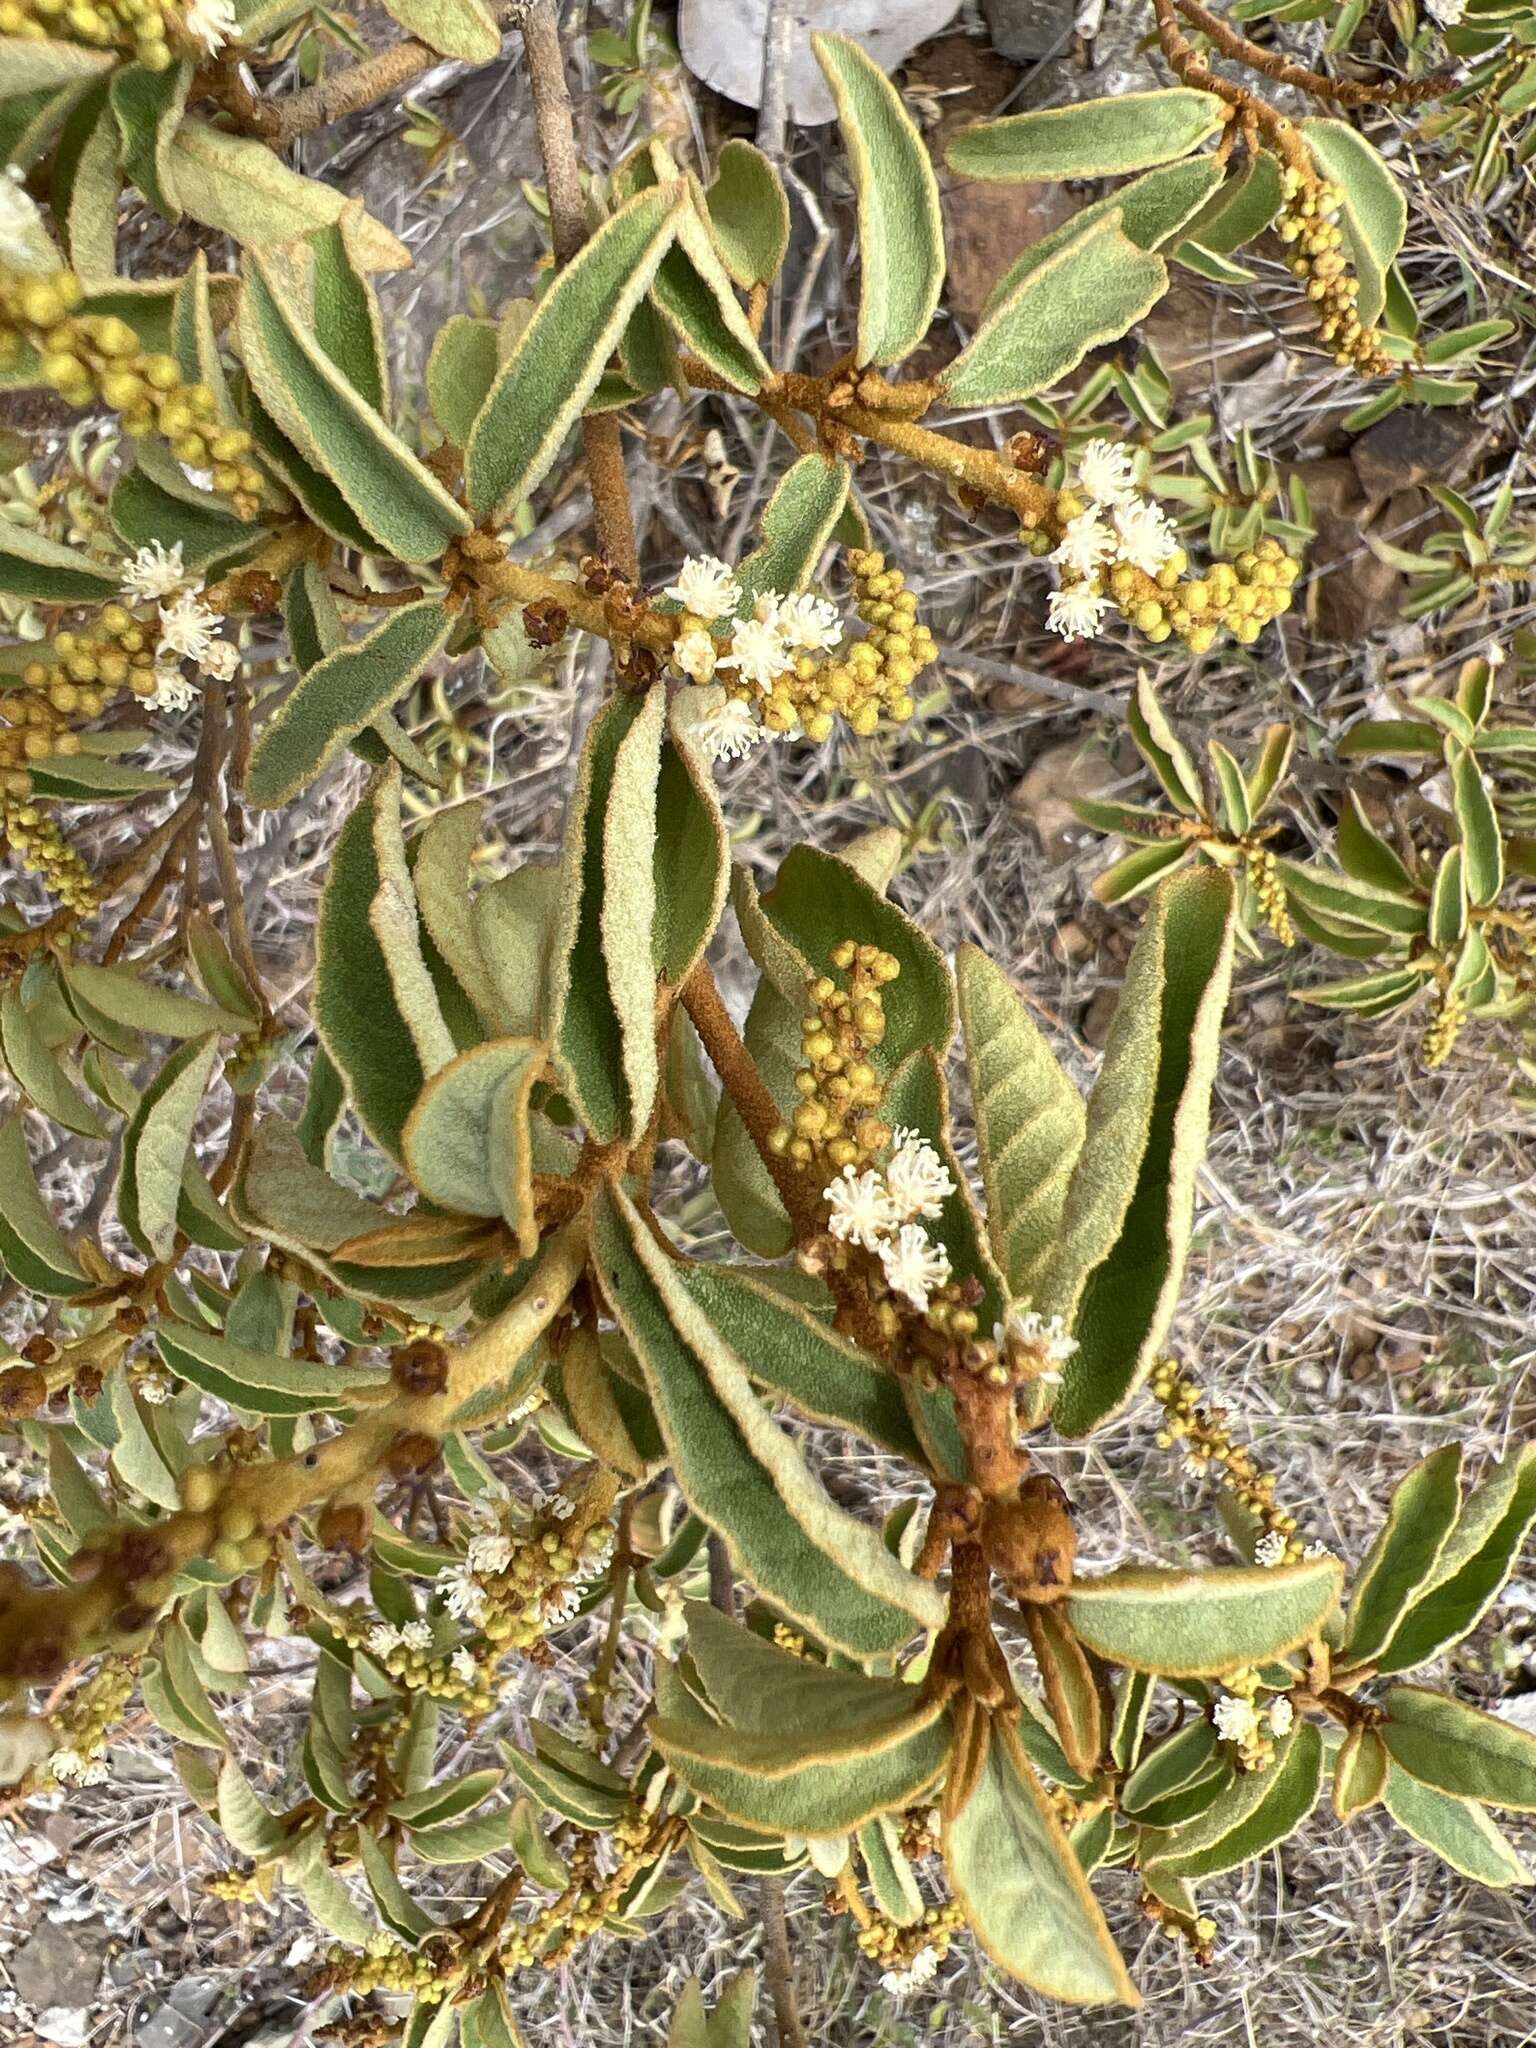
334, 1614, 497, 1718
0, 275, 262, 518
179, 1464, 275, 1578
768, 940, 897, 1172
1105, 538, 1300, 654
1422, 982, 1466, 1068
812, 549, 938, 740
320, 1935, 454, 2004
1150, 1358, 1304, 1563
22, 1655, 137, 1795
1245, 842, 1295, 947
855, 1900, 965, 1989
0, 788, 97, 910
1141, 1887, 1218, 1966
500, 1812, 681, 1972
0, 0, 184, 71
207, 1866, 269, 1903
1276, 165, 1390, 377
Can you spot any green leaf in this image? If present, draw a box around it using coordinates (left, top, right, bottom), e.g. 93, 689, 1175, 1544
548, 1326, 664, 1479
1279, 862, 1427, 938
1449, 744, 1504, 906
812, 31, 944, 367
465, 186, 682, 526
1428, 845, 1467, 951
1342, 1445, 1463, 1669
943, 1716, 1137, 2007
0, 1113, 91, 1296
957, 944, 1085, 1301
1301, 119, 1406, 330
111, 61, 190, 220
1332, 1723, 1388, 1819
108, 1367, 182, 1508
593, 1184, 944, 1657
239, 254, 468, 563
171, 119, 407, 266
705, 139, 790, 288
63, 961, 255, 1040
313, 772, 426, 1164
0, 986, 105, 1137
110, 451, 260, 580
410, 800, 500, 1031
736, 455, 851, 599
1336, 790, 1418, 895
156, 1319, 386, 1417
0, 37, 115, 92
147, 1621, 226, 1746
359, 1829, 439, 1942
1044, 869, 1237, 1436
983, 158, 1222, 317
1175, 149, 1282, 255
545, 687, 662, 1145
0, 518, 119, 603
949, 87, 1223, 180
619, 144, 770, 393
301, 207, 393, 412
247, 597, 453, 806
940, 210, 1166, 409
650, 1658, 948, 1836
401, 1039, 543, 1249
683, 1603, 930, 1750
377, 0, 499, 60
1144, 1722, 1323, 1880
1382, 1686, 1536, 1810
475, 863, 559, 1039
1380, 1763, 1531, 1886
1128, 673, 1203, 813
119, 1032, 220, 1260
1377, 1447, 1536, 1673
653, 707, 730, 990
1119, 1716, 1221, 1819
1092, 840, 1196, 907
1066, 1557, 1345, 1676
1026, 1603, 1103, 1778
426, 315, 500, 446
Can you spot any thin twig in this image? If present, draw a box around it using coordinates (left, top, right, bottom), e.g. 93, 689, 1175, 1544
759, 1878, 809, 2048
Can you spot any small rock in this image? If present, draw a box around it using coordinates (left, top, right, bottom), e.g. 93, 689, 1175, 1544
982, 0, 1076, 61
1350, 408, 1487, 502
678, 0, 962, 125
36, 2011, 90, 2048
1009, 737, 1117, 859
13, 1920, 108, 2012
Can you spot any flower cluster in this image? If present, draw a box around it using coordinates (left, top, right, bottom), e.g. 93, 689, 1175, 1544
1423, 981, 1467, 1069
432, 1490, 615, 1657
36, 1657, 137, 1796
1038, 440, 1300, 653
825, 1126, 956, 1313
0, 0, 235, 67
1245, 842, 1296, 947
498, 1807, 682, 1972
0, 790, 98, 911
770, 940, 898, 1173
319, 1932, 455, 2006
0, 184, 260, 515
1276, 163, 1391, 377
857, 1900, 965, 2000
1212, 1668, 1296, 1771
1151, 1357, 1305, 1564
667, 548, 935, 762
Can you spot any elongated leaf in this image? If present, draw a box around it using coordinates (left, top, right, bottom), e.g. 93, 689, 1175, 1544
0, 519, 119, 603
1377, 1447, 1536, 1673
735, 455, 851, 599
947, 89, 1223, 181
983, 157, 1223, 318
1381, 1763, 1531, 1886
957, 944, 1084, 1300
705, 139, 790, 287
402, 1039, 542, 1248
1332, 1723, 1388, 1819
1450, 744, 1503, 906
1044, 869, 1237, 1436
426, 315, 499, 446
1382, 1686, 1536, 1810
0, 37, 115, 91
0, 1112, 90, 1295
1301, 118, 1405, 329
1119, 1716, 1220, 1818
594, 1185, 944, 1656
621, 144, 770, 393
111, 61, 189, 220
119, 1032, 219, 1260
302, 207, 392, 413
941, 209, 1165, 410
944, 1716, 1137, 2006
653, 712, 730, 990
1025, 1604, 1103, 1779
156, 1319, 386, 1417
239, 255, 468, 562
812, 31, 944, 367
1145, 1722, 1323, 1880
684, 1603, 931, 1751
0, 986, 105, 1137
466, 187, 682, 525
1066, 1558, 1345, 1676
171, 119, 407, 267
1343, 1446, 1462, 1669
377, 0, 499, 61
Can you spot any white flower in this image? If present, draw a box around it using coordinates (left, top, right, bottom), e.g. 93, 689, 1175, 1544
879, 1222, 952, 1313
120, 540, 186, 604
579, 1527, 616, 1577
884, 1129, 954, 1222
450, 1648, 477, 1684
400, 1620, 433, 1652
769, 590, 842, 654
1303, 1540, 1332, 1560
1051, 510, 1117, 578
136, 1370, 174, 1405
1046, 583, 1111, 643
145, 667, 199, 713
1182, 1454, 1209, 1479
673, 628, 718, 683
694, 690, 764, 764
1267, 1694, 1295, 1737
365, 1623, 403, 1658
1001, 1307, 1078, 1365
1212, 1693, 1261, 1746
181, 464, 216, 492
881, 1944, 941, 1998
199, 637, 241, 682
441, 1562, 490, 1623
0, 166, 58, 277
157, 589, 220, 665
718, 614, 791, 691
1112, 497, 1179, 575
466, 1531, 513, 1577
183, 0, 238, 52
1254, 1529, 1287, 1568
824, 1165, 899, 1250
1076, 437, 1139, 508
547, 1492, 576, 1521
542, 1585, 581, 1626
664, 554, 740, 621
51, 1748, 110, 1788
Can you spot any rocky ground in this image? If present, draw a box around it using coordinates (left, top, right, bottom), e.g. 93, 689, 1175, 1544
5, 1, 1536, 2044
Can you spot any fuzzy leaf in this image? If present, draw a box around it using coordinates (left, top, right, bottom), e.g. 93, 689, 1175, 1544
619, 144, 770, 393
1044, 869, 1237, 1436
1144, 1722, 1323, 1880
1342, 1445, 1462, 1669
1380, 1764, 1531, 1886
735, 455, 851, 599
944, 1716, 1137, 2007
947, 89, 1223, 181
1301, 119, 1405, 330
983, 158, 1222, 318
705, 139, 790, 287
1332, 1723, 1388, 1820
466, 186, 682, 525
0, 1114, 89, 1294
426, 315, 500, 446
812, 31, 944, 367
402, 1039, 543, 1251
1066, 1557, 1345, 1676
1382, 1686, 1536, 1810
0, 519, 119, 602
941, 210, 1165, 410
171, 119, 407, 266
119, 1032, 219, 1259
377, 0, 499, 60
156, 1319, 386, 1417
1449, 744, 1504, 907
1377, 1447, 1536, 1673
0, 985, 106, 1137
111, 61, 189, 220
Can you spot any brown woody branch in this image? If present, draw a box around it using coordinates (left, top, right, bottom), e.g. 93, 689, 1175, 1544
1172, 0, 1459, 108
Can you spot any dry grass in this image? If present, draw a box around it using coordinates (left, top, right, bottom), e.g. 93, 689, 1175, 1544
6, 3, 1536, 2045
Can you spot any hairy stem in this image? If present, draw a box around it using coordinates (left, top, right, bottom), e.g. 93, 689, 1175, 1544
681, 960, 817, 1235
1172, 0, 1456, 107
759, 1878, 810, 2048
